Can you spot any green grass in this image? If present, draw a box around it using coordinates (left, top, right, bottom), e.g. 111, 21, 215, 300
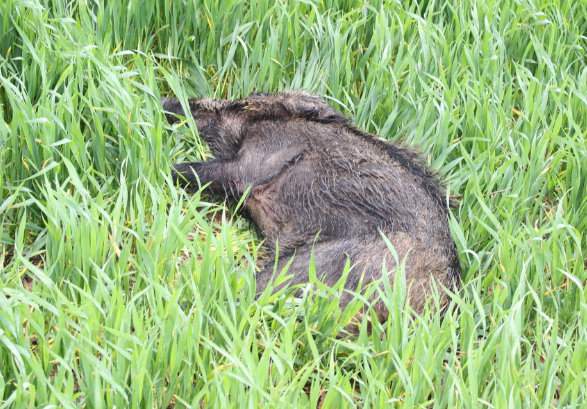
1, 0, 586, 407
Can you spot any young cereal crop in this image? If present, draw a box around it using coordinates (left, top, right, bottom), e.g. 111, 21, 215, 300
0, 0, 586, 408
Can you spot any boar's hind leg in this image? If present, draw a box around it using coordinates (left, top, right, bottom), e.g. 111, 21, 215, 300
255, 234, 453, 318
255, 239, 356, 297
173, 160, 244, 198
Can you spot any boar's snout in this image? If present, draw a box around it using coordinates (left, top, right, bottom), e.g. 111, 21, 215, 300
161, 97, 185, 124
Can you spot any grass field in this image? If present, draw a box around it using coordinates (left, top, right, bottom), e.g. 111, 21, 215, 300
1, 0, 586, 407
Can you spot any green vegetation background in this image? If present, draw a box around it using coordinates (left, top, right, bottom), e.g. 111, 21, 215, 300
0, 0, 586, 407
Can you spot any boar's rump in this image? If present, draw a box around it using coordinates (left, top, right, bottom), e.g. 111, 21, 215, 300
163, 91, 461, 324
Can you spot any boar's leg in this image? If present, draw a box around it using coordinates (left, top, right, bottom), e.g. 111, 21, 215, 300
172, 160, 245, 198
255, 234, 451, 323
255, 239, 357, 296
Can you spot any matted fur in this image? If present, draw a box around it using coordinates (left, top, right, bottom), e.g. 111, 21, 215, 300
164, 91, 461, 325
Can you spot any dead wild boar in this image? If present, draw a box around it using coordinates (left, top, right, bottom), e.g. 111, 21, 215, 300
163, 91, 461, 322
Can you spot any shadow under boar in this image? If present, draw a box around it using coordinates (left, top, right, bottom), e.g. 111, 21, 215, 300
163, 91, 461, 324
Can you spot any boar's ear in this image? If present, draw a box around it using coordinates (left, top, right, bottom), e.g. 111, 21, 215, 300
281, 91, 346, 122
250, 90, 271, 97
244, 91, 347, 124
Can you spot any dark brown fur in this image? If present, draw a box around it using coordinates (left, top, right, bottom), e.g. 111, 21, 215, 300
163, 91, 460, 322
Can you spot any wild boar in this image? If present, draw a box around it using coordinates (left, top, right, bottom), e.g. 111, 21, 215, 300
163, 91, 460, 323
